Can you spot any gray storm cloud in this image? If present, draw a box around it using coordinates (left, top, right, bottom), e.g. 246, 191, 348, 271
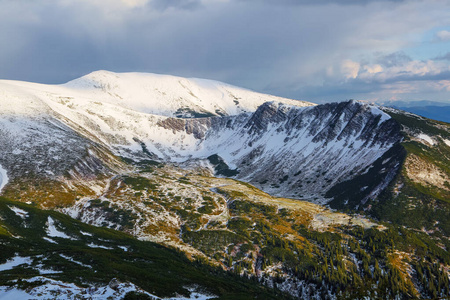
0, 0, 449, 103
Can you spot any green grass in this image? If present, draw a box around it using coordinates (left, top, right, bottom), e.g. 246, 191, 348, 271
182, 230, 247, 256
207, 155, 239, 177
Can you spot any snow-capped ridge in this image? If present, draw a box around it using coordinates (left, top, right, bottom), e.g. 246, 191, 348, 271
60, 70, 314, 118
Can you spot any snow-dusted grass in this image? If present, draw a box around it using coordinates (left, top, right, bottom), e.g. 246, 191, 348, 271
168, 289, 216, 300
0, 277, 156, 300
35, 264, 63, 275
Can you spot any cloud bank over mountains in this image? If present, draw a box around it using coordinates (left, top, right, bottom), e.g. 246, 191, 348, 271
0, 0, 449, 103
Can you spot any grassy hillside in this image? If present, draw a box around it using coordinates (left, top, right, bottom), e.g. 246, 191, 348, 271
367, 111, 450, 236
2, 158, 445, 299
0, 197, 289, 299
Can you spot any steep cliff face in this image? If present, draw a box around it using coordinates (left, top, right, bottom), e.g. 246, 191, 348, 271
200, 101, 402, 203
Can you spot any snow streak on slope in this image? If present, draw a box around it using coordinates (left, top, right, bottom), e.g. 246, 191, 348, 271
0, 165, 8, 194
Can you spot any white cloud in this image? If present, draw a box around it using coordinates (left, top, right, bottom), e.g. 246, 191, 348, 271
340, 60, 360, 79
330, 55, 450, 85
364, 64, 383, 74
122, 0, 150, 7
436, 30, 450, 42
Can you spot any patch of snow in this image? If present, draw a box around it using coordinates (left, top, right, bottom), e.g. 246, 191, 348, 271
7, 206, 28, 219
444, 139, 450, 147
0, 256, 32, 272
0, 165, 8, 194
80, 231, 92, 236
417, 133, 435, 145
59, 254, 92, 269
369, 106, 390, 123
87, 243, 113, 250
118, 246, 130, 252
35, 264, 63, 275
46, 217, 73, 239
0, 287, 30, 300
42, 237, 58, 244
168, 290, 216, 300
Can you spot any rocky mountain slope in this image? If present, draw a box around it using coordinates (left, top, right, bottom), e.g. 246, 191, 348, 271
0, 71, 449, 299
0, 71, 398, 205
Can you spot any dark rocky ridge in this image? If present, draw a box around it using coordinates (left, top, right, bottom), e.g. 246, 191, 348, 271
142, 100, 404, 205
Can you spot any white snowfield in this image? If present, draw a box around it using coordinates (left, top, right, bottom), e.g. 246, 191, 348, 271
0, 70, 313, 119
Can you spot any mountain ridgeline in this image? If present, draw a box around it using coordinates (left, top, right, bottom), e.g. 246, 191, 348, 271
0, 71, 449, 299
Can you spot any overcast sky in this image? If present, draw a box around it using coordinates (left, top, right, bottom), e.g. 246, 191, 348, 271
1, 0, 450, 103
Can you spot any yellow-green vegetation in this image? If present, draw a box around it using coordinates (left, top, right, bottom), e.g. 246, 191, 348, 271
5, 149, 450, 298
66, 161, 446, 299
0, 224, 9, 236
2, 176, 95, 208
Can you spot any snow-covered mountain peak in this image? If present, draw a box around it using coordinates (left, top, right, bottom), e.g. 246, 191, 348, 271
61, 70, 315, 118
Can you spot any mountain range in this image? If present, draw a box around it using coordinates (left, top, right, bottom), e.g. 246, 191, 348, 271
381, 100, 450, 123
0, 71, 449, 299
